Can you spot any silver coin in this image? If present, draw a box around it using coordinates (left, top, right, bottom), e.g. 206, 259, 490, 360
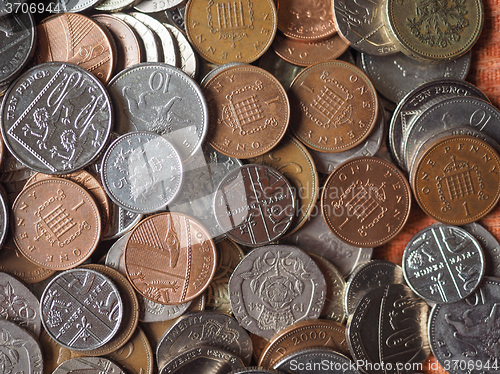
101, 131, 183, 214
345, 260, 404, 316
107, 62, 207, 160
1, 62, 113, 174
134, 0, 184, 12
429, 277, 500, 374
40, 268, 123, 351
53, 357, 125, 374
102, 200, 142, 240
163, 23, 198, 79
0, 186, 8, 248
229, 245, 326, 340
273, 348, 360, 374
229, 369, 281, 374
46, 0, 103, 12
165, 3, 186, 34
462, 222, 500, 277
156, 312, 253, 370
130, 12, 178, 67
0, 148, 28, 173
114, 13, 160, 63
200, 63, 245, 88
0, 319, 43, 374
95, 0, 139, 11
360, 51, 471, 103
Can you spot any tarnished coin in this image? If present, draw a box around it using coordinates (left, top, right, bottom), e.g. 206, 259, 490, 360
411, 135, 500, 224
12, 178, 101, 270
258, 320, 349, 368
185, 0, 277, 64
334, 0, 398, 55
429, 277, 500, 374
108, 62, 207, 160
462, 222, 500, 277
165, 4, 186, 34
321, 157, 412, 247
52, 357, 125, 374
1, 62, 112, 174
114, 13, 160, 63
124, 212, 217, 305
347, 284, 429, 374
134, 0, 183, 12
289, 61, 378, 153
273, 348, 360, 374
403, 224, 485, 304
229, 244, 326, 339
41, 268, 123, 351
107, 327, 154, 374
156, 312, 253, 370
214, 164, 296, 246
0, 272, 40, 336
163, 23, 198, 79
203, 64, 289, 159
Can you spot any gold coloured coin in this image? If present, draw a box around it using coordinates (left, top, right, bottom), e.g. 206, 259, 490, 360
107, 327, 154, 374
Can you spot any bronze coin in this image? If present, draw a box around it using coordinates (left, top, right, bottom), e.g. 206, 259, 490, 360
124, 212, 217, 305
107, 327, 154, 374
203, 64, 290, 159
411, 135, 500, 224
35, 13, 116, 84
289, 61, 378, 153
11, 178, 102, 270
321, 156, 411, 247
40, 329, 79, 374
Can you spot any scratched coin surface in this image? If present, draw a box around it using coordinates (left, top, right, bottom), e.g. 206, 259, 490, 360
1, 62, 112, 174
203, 64, 290, 159
107, 327, 154, 374
52, 357, 125, 374
462, 222, 500, 277
321, 157, 412, 247
12, 178, 101, 270
273, 348, 360, 374
124, 212, 217, 305
403, 224, 485, 304
289, 61, 378, 153
229, 244, 326, 339
40, 268, 123, 351
114, 13, 160, 63
213, 164, 296, 246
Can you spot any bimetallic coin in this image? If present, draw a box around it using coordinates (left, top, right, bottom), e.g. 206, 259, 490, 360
40, 268, 123, 351
163, 23, 198, 79
52, 357, 125, 374
134, 0, 184, 12
107, 327, 154, 374
114, 13, 160, 63
403, 224, 485, 304
229, 244, 326, 340
1, 62, 113, 174
273, 348, 360, 374
462, 222, 500, 277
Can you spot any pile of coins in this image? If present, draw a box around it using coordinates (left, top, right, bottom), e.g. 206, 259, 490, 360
0, 0, 499, 373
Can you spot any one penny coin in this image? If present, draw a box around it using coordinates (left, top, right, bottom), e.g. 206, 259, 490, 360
321, 157, 411, 247
124, 212, 217, 305
204, 64, 290, 159
289, 61, 378, 153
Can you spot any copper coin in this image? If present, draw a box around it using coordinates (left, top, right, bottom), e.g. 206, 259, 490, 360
411, 135, 500, 224
107, 327, 154, 374
289, 61, 378, 153
35, 13, 116, 84
272, 33, 349, 67
40, 329, 79, 374
124, 212, 217, 305
321, 156, 411, 247
185, 0, 277, 64
258, 319, 349, 368
11, 178, 101, 270
277, 0, 336, 42
204, 64, 290, 159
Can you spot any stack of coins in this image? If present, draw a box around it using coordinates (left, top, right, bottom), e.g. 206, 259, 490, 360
0, 0, 498, 374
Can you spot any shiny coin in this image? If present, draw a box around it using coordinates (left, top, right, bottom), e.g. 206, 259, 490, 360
12, 178, 101, 270
321, 157, 412, 247
403, 224, 485, 304
200, 62, 245, 88
134, 0, 184, 12
52, 357, 125, 374
95, 0, 138, 11
41, 268, 123, 351
1, 62, 112, 174
114, 13, 160, 63
107, 327, 154, 374
163, 23, 198, 79
124, 212, 217, 305
229, 244, 326, 339
39, 329, 79, 373
102, 201, 142, 241
273, 348, 360, 374
214, 164, 296, 246
462, 222, 500, 277
411, 135, 500, 224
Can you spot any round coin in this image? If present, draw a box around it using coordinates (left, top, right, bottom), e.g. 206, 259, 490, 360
163, 23, 198, 79
0, 185, 8, 248
462, 222, 500, 277
165, 4, 186, 34
107, 327, 154, 374
46, 0, 102, 12
114, 13, 160, 63
95, 0, 138, 11
102, 200, 142, 241
52, 357, 125, 374
134, 0, 183, 12
273, 348, 360, 374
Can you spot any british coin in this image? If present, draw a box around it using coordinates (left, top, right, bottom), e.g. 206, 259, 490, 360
385, 0, 484, 61
40, 268, 123, 351
40, 329, 79, 374
203, 64, 289, 159
156, 312, 253, 370
12, 178, 101, 270
411, 135, 500, 224
258, 320, 349, 368
0, 185, 7, 248
200, 62, 245, 88
360, 51, 472, 104
163, 23, 198, 79
114, 13, 160, 62
289, 61, 378, 153
462, 222, 500, 277
272, 348, 360, 374
107, 62, 207, 160
213, 164, 296, 246
347, 284, 429, 374
1, 62, 113, 174
344, 260, 404, 316
52, 357, 125, 374
45, 0, 103, 12
258, 49, 304, 90
102, 200, 142, 241
185, 0, 277, 64
229, 369, 280, 374
107, 327, 154, 374
229, 244, 326, 339
134, 0, 184, 12
428, 277, 500, 374
101, 132, 183, 214
0, 272, 40, 336
95, 0, 139, 11
321, 157, 412, 247
165, 3, 186, 34
402, 224, 485, 304
334, 0, 398, 55
124, 212, 217, 305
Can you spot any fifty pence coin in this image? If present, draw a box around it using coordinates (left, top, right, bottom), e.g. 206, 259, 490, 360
462, 222, 500, 277
273, 348, 360, 374
52, 357, 125, 374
